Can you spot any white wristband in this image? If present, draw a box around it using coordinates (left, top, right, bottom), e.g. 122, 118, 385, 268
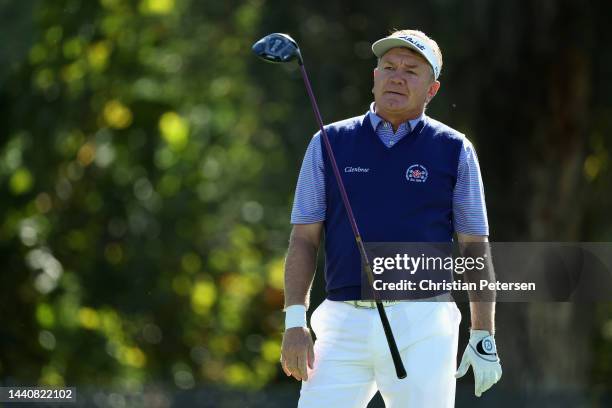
284, 304, 307, 329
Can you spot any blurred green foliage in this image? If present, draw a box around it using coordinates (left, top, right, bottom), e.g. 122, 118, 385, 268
1, 0, 291, 391
0, 0, 611, 400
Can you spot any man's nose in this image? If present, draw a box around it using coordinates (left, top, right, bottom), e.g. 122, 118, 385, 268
389, 72, 406, 84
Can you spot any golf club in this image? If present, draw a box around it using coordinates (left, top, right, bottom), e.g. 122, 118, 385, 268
252, 33, 407, 380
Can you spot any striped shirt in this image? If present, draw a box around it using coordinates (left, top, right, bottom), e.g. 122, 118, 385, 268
290, 103, 489, 236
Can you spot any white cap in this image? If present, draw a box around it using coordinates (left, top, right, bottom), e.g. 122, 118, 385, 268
372, 33, 441, 79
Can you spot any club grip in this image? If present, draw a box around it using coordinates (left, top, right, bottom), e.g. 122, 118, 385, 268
376, 302, 407, 379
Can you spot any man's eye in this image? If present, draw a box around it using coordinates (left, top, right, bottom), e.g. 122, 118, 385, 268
384, 66, 394, 70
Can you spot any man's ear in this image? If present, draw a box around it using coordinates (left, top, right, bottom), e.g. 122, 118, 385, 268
426, 80, 441, 103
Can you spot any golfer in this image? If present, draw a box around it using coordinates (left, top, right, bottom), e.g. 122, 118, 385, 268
281, 29, 502, 407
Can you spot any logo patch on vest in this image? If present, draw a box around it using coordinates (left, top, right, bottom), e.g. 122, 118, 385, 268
406, 164, 428, 183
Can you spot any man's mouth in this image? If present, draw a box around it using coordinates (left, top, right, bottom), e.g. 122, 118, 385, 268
384, 90, 406, 96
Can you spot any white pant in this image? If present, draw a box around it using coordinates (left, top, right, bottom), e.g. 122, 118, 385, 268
298, 300, 461, 408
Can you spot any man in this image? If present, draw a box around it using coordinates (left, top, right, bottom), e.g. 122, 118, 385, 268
281, 29, 502, 407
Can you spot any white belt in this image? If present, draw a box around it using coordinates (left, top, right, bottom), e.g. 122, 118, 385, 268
343, 300, 400, 309
343, 293, 453, 309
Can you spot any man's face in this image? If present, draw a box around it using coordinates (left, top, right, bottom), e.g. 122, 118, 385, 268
372, 47, 440, 119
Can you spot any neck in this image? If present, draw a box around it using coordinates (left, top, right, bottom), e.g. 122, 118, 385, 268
374, 107, 423, 132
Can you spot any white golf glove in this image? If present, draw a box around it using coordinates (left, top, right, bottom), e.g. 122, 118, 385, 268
455, 329, 502, 397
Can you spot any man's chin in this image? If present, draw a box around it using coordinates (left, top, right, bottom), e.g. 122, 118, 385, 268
381, 92, 409, 103
379, 99, 410, 112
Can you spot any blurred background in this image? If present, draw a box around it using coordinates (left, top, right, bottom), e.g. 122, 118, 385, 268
0, 0, 611, 406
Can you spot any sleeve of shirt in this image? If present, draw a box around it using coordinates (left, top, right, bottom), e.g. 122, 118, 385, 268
453, 139, 489, 235
290, 132, 326, 224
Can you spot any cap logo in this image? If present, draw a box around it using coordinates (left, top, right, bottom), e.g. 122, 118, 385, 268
397, 35, 426, 52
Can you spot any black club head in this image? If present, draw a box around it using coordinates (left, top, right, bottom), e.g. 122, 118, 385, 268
252, 33, 303, 64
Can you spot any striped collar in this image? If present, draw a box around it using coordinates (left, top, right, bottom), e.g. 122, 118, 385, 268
367, 102, 423, 132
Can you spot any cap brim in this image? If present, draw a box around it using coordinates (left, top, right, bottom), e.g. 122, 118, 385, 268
372, 38, 424, 59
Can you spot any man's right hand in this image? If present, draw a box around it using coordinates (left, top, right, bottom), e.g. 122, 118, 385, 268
281, 327, 315, 381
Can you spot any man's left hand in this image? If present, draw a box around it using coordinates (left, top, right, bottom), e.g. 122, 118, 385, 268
455, 329, 502, 397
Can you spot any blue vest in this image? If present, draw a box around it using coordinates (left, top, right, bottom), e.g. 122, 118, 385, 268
321, 113, 463, 300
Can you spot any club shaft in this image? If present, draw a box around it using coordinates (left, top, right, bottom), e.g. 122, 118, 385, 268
298, 63, 407, 379
298, 66, 365, 256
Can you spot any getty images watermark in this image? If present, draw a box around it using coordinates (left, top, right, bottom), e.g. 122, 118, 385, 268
361, 242, 612, 302
370, 252, 535, 293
